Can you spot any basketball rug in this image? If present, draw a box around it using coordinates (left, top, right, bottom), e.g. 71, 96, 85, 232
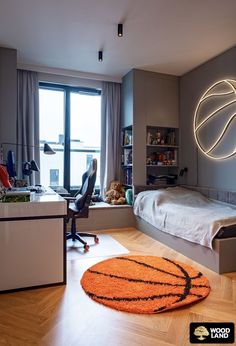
80, 256, 210, 314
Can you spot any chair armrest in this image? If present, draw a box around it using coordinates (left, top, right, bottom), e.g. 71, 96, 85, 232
64, 196, 76, 215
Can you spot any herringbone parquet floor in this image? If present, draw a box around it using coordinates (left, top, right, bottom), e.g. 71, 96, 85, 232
0, 227, 235, 346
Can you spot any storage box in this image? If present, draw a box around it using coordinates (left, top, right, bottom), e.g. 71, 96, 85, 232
1, 191, 31, 203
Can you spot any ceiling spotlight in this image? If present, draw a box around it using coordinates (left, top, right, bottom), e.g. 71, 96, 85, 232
98, 50, 103, 62
118, 23, 123, 37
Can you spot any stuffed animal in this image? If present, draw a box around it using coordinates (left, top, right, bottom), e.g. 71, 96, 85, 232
105, 180, 126, 205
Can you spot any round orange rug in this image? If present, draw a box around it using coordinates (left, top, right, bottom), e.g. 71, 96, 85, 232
81, 256, 210, 314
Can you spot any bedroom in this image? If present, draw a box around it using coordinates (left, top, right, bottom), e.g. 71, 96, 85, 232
0, 1, 236, 345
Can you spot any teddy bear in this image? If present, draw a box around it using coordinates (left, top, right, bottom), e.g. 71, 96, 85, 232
105, 180, 126, 205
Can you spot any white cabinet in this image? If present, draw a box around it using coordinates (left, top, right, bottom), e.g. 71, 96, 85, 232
0, 219, 64, 291
0, 189, 67, 292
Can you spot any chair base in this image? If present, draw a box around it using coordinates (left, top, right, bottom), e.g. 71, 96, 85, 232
66, 229, 99, 252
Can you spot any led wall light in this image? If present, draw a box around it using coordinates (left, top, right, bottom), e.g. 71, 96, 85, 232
193, 79, 236, 160
98, 51, 103, 62
118, 23, 123, 37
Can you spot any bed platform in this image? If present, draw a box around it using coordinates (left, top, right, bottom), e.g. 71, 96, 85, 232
134, 185, 236, 274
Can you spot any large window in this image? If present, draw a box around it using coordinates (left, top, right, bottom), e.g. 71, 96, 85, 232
39, 83, 101, 192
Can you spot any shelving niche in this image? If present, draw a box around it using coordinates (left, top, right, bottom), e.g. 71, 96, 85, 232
121, 125, 133, 186
146, 126, 179, 186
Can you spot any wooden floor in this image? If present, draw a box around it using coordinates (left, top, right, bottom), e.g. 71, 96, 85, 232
0, 227, 235, 346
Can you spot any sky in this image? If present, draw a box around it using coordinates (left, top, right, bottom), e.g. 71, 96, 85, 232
39, 89, 101, 148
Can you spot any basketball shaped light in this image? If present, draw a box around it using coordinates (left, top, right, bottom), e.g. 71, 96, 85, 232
194, 79, 236, 160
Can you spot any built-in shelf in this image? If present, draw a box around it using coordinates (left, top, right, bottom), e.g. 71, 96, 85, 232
147, 144, 179, 148
122, 126, 133, 186
146, 165, 178, 168
146, 126, 179, 185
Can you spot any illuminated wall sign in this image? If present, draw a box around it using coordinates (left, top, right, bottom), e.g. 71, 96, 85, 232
194, 79, 236, 160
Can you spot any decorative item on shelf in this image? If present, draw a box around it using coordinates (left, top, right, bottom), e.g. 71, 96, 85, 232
124, 148, 132, 165
124, 130, 132, 145
173, 149, 178, 164
156, 129, 161, 144
124, 167, 132, 185
147, 132, 152, 145
121, 154, 124, 165
151, 152, 158, 165
147, 147, 178, 167
124, 132, 130, 145
167, 130, 176, 145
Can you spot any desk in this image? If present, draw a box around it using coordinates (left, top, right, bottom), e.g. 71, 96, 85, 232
0, 188, 67, 292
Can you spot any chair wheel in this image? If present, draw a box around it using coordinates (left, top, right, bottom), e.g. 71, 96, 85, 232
84, 244, 90, 252
95, 237, 99, 244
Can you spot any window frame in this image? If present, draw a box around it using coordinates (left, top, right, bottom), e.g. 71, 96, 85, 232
39, 82, 101, 194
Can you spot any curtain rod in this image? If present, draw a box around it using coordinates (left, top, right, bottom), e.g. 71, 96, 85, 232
17, 63, 122, 84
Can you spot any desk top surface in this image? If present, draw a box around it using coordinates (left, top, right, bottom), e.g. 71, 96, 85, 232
0, 187, 67, 219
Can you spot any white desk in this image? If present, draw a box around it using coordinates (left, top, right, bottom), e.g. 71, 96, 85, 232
0, 188, 67, 292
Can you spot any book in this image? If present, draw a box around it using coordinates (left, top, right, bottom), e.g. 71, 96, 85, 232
124, 149, 132, 165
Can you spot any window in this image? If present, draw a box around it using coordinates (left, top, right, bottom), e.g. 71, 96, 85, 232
39, 83, 101, 192
39, 88, 64, 188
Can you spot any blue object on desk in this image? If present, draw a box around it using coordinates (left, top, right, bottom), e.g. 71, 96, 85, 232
6, 150, 16, 178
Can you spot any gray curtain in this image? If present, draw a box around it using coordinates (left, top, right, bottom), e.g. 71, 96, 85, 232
100, 82, 121, 197
17, 70, 40, 185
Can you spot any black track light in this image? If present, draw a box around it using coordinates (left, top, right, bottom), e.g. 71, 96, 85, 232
98, 50, 103, 62
118, 23, 123, 37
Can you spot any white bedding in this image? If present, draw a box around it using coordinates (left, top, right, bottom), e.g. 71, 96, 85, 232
133, 186, 236, 249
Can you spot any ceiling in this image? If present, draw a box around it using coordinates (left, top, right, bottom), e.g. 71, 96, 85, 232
0, 0, 236, 80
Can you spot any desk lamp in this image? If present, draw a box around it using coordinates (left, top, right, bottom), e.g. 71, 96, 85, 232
22, 160, 40, 176
0, 142, 55, 165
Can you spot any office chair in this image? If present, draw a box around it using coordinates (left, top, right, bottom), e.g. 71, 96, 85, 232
66, 158, 99, 252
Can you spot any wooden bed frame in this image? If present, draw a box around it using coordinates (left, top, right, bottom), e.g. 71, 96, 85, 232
134, 185, 236, 274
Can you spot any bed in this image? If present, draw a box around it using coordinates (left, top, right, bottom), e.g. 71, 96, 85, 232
133, 186, 236, 273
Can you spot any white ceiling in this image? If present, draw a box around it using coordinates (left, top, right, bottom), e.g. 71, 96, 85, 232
0, 0, 236, 80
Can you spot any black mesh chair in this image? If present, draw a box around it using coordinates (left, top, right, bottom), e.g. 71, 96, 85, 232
66, 158, 99, 252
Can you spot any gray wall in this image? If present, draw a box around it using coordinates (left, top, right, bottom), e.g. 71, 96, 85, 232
180, 46, 236, 190
134, 69, 179, 128
0, 47, 17, 146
